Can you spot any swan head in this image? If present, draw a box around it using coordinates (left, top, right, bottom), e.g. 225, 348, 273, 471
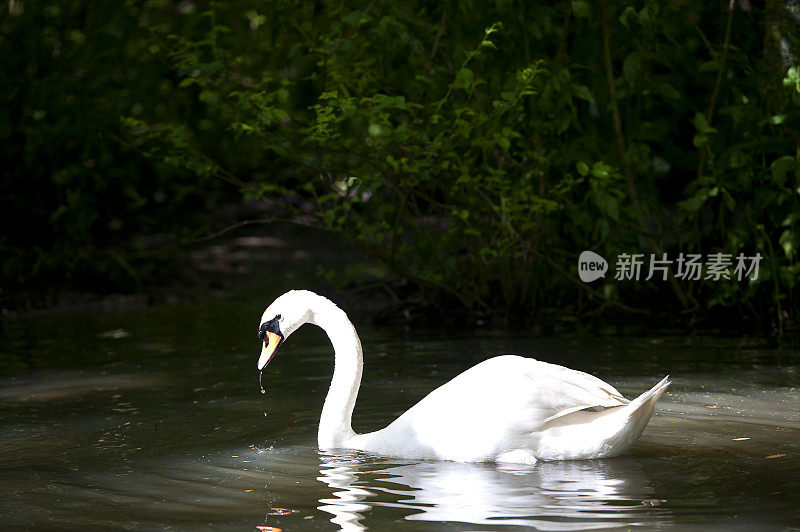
256, 290, 314, 370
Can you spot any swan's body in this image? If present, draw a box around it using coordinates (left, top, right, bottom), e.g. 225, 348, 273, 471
257, 290, 669, 464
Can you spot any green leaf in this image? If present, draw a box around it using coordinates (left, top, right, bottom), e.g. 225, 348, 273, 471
692, 134, 708, 148
572, 0, 591, 17
496, 135, 510, 151
693, 112, 716, 134
781, 213, 799, 227
341, 10, 367, 26
571, 84, 593, 101
623, 53, 640, 84
722, 189, 736, 210
652, 157, 671, 173
783, 66, 799, 90
591, 162, 610, 179
680, 188, 711, 212
779, 229, 796, 258
597, 194, 619, 221
619, 6, 637, 27
653, 81, 681, 101
453, 68, 474, 90
771, 155, 795, 186
484, 22, 502, 35
577, 162, 590, 176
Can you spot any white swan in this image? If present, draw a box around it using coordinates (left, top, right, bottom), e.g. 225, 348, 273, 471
257, 290, 670, 464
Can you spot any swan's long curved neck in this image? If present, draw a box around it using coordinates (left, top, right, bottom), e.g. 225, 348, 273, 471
308, 296, 363, 448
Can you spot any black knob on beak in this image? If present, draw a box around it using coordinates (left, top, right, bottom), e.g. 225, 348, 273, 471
257, 314, 282, 340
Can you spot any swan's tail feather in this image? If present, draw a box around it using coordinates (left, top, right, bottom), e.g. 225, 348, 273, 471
535, 376, 670, 460
624, 375, 671, 424
628, 375, 670, 412
600, 375, 670, 457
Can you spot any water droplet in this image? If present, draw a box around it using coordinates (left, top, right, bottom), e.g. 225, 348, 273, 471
258, 371, 266, 394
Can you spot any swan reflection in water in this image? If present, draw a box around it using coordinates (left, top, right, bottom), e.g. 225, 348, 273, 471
317, 449, 671, 530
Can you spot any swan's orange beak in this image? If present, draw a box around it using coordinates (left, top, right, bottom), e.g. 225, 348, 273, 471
258, 331, 282, 370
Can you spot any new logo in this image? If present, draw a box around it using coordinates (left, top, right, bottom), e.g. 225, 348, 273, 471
578, 250, 608, 282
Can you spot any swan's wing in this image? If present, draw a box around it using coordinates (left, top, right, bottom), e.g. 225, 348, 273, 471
517, 358, 630, 423
408, 355, 629, 423
522, 358, 628, 404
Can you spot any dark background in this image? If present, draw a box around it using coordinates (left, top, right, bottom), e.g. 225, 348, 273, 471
1, 0, 799, 334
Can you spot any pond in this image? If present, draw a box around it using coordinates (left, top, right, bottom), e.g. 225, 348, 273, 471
1, 292, 799, 530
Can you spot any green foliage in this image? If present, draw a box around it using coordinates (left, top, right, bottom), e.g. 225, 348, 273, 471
0, 0, 233, 291
130, 0, 797, 326
4, 0, 800, 329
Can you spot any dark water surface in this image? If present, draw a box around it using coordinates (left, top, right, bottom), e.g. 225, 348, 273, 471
1, 296, 799, 530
